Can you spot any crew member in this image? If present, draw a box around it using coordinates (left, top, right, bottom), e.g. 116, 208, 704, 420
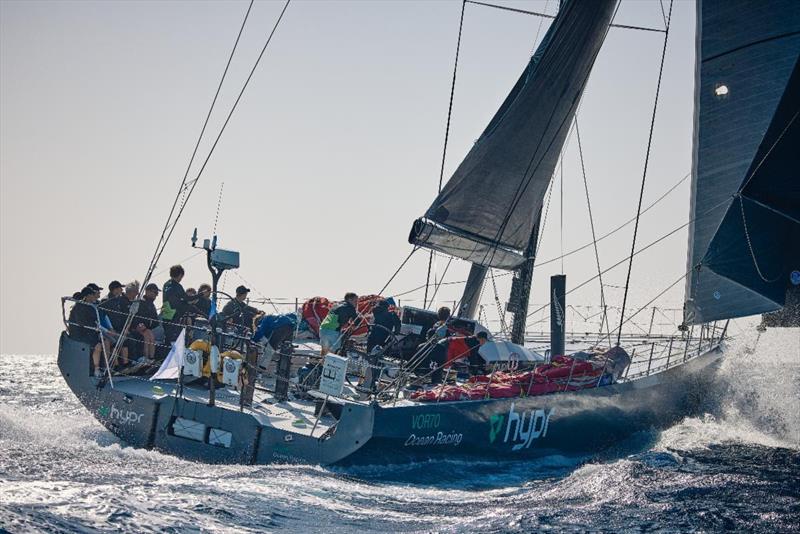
162, 265, 189, 347
131, 283, 161, 361
104, 280, 123, 302
421, 306, 452, 384
100, 281, 138, 332
220, 285, 260, 330
367, 299, 401, 353
319, 292, 359, 355
68, 285, 127, 378
429, 306, 451, 339
195, 283, 213, 318
465, 331, 489, 376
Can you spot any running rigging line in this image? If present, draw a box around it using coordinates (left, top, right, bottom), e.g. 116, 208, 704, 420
424, 0, 466, 309
106, 0, 291, 371
616, 0, 673, 346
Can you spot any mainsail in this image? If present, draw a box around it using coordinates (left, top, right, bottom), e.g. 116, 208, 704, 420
409, 0, 616, 270
684, 0, 800, 325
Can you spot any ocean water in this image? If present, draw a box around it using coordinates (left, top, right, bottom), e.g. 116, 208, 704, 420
1, 329, 798, 533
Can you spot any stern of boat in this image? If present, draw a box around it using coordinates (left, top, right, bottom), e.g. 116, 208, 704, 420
57, 332, 160, 448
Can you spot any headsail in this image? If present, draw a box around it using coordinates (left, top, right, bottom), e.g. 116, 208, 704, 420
684, 0, 800, 325
409, 0, 616, 270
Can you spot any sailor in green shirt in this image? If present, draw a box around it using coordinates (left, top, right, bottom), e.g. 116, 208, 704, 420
319, 292, 359, 355
161, 265, 189, 346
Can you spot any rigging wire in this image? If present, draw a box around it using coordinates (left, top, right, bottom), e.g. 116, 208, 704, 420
535, 170, 689, 267
151, 0, 291, 271
474, 0, 621, 271
424, 0, 467, 309
144, 0, 255, 288
612, 267, 690, 338
528, 0, 551, 56
526, 194, 733, 321
231, 270, 281, 313
574, 118, 612, 345
490, 268, 510, 334
658, 0, 668, 30
106, 0, 290, 371
730, 110, 799, 284
153, 250, 204, 277
616, 0, 673, 346
466, 0, 666, 33
535, 170, 556, 254
105, 0, 255, 370
387, 169, 691, 301
428, 256, 454, 306
738, 110, 797, 193
378, 246, 420, 295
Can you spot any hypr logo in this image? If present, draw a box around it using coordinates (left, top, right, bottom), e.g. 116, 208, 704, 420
489, 414, 505, 443
99, 404, 145, 425
499, 402, 554, 451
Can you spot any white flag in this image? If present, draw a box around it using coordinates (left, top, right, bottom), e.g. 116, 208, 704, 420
150, 328, 186, 380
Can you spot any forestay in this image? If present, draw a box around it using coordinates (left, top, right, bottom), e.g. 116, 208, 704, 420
684, 0, 800, 324
409, 0, 616, 270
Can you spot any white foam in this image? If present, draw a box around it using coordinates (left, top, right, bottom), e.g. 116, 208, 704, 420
656, 326, 800, 451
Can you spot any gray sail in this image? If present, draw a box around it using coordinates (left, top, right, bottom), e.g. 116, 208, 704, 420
684, 0, 800, 325
409, 0, 616, 270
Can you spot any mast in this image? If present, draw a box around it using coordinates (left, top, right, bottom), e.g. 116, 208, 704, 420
509, 214, 542, 344
458, 264, 487, 319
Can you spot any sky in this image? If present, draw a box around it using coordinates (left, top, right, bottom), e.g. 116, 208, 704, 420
1, 0, 700, 354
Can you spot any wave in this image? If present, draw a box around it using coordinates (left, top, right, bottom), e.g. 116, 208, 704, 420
1, 329, 798, 532
656, 326, 800, 452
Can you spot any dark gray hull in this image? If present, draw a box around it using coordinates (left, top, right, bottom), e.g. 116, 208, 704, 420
58, 332, 724, 465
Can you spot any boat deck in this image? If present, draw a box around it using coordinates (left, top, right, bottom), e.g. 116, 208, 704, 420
107, 324, 725, 432
111, 373, 366, 438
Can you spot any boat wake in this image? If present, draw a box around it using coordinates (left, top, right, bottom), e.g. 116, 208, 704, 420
1, 327, 797, 532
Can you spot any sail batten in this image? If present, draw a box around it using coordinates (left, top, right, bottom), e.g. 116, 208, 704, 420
684, 0, 800, 325
409, 0, 617, 270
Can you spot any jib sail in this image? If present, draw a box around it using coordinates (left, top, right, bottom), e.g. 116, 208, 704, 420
409, 0, 616, 270
684, 0, 800, 325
